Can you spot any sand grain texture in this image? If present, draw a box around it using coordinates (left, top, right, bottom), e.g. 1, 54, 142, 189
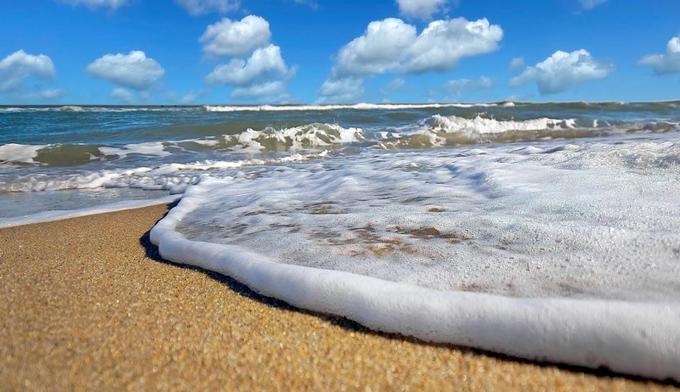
0, 204, 676, 391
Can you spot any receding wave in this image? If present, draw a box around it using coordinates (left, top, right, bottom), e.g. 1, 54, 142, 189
0, 142, 169, 166
0, 152, 328, 193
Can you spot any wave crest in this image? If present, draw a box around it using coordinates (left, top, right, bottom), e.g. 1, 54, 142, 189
378, 115, 602, 148
220, 123, 363, 151
426, 114, 577, 134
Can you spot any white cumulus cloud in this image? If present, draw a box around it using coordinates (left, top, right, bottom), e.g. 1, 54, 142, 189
335, 18, 417, 76
406, 18, 503, 72
510, 49, 611, 94
59, 0, 128, 10
639, 35, 680, 75
331, 17, 501, 78
0, 50, 56, 93
86, 50, 165, 90
320, 16, 501, 102
200, 15, 271, 57
176, 0, 239, 15
206, 44, 293, 86
396, 0, 448, 20
201, 15, 294, 101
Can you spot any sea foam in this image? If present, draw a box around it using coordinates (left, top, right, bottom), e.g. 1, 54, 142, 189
151, 135, 680, 381
0, 143, 44, 164
0, 152, 328, 193
425, 114, 577, 134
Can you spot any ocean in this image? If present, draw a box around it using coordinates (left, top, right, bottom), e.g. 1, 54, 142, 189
2, 102, 680, 379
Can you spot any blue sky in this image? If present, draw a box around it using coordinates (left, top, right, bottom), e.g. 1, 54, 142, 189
1, 0, 679, 104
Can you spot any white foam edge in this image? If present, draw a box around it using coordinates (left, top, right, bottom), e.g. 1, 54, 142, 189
149, 188, 680, 382
0, 195, 180, 229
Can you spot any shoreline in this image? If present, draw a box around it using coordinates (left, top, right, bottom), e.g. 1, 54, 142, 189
152, 184, 680, 381
0, 205, 676, 390
0, 196, 179, 229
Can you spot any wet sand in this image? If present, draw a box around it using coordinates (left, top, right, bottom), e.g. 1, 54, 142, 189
0, 204, 676, 391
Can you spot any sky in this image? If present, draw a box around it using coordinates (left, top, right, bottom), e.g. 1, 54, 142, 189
0, 0, 679, 104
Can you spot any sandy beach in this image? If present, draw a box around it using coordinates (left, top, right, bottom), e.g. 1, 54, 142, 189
0, 203, 676, 391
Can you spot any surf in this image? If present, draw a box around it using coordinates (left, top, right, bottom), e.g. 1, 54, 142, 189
150, 136, 680, 381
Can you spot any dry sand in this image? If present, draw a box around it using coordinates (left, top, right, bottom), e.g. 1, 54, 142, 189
0, 204, 677, 391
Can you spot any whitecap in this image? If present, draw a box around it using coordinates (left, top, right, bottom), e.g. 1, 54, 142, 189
0, 143, 44, 164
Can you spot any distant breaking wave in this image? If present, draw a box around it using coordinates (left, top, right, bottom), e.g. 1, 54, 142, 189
0, 152, 329, 193
0, 105, 202, 113
204, 101, 680, 112
203, 100, 680, 113
0, 103, 497, 114
2, 100, 679, 114
203, 103, 501, 112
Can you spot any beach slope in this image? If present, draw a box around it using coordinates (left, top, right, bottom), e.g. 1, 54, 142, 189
0, 205, 675, 390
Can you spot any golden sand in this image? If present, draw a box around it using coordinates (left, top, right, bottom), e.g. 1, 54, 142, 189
0, 204, 676, 391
